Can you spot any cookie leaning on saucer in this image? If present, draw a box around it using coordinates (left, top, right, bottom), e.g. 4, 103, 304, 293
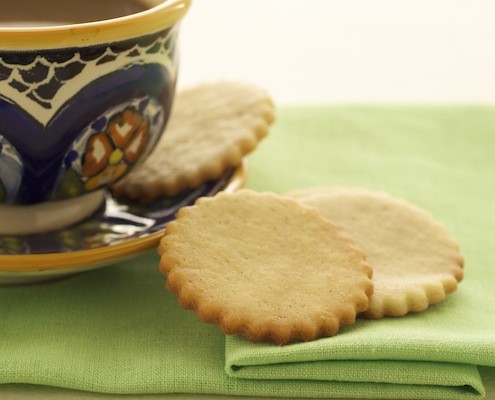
158, 190, 373, 345
112, 82, 275, 201
289, 187, 464, 319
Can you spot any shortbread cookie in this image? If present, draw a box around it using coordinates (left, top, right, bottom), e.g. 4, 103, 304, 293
113, 82, 275, 201
289, 187, 464, 319
158, 190, 373, 344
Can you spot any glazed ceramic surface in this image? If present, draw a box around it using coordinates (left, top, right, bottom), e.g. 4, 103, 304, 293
0, 163, 246, 284
0, 0, 190, 205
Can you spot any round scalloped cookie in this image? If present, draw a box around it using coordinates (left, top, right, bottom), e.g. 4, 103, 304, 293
289, 186, 464, 319
158, 190, 373, 344
112, 82, 275, 201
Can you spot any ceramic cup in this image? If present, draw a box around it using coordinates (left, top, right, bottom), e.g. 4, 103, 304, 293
0, 0, 190, 235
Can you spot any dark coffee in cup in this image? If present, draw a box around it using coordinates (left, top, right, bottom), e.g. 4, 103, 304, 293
0, 0, 150, 26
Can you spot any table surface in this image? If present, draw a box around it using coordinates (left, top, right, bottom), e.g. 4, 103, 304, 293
3, 1, 494, 399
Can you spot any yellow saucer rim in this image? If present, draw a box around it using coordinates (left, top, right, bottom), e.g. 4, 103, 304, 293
0, 161, 246, 273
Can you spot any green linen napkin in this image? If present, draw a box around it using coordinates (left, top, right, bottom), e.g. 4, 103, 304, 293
1, 106, 494, 399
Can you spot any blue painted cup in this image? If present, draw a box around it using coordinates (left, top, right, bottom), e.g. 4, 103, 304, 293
0, 0, 190, 234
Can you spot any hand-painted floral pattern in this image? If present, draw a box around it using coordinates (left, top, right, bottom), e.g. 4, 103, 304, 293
81, 107, 150, 191
55, 96, 165, 199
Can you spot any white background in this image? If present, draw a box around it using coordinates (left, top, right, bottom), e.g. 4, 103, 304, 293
179, 0, 495, 105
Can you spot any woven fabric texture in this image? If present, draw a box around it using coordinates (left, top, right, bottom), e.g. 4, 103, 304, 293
1, 106, 494, 399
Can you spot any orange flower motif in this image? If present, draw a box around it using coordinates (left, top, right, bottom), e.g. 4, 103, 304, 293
81, 107, 150, 191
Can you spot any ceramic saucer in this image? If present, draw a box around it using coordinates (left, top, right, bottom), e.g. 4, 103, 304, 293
0, 162, 246, 285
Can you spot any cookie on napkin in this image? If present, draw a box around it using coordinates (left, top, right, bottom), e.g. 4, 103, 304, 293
158, 190, 373, 345
289, 187, 464, 318
112, 82, 275, 201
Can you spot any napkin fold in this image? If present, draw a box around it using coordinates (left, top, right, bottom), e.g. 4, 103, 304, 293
1, 106, 495, 399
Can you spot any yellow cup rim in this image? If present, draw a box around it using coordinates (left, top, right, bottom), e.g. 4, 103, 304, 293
0, 0, 191, 50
